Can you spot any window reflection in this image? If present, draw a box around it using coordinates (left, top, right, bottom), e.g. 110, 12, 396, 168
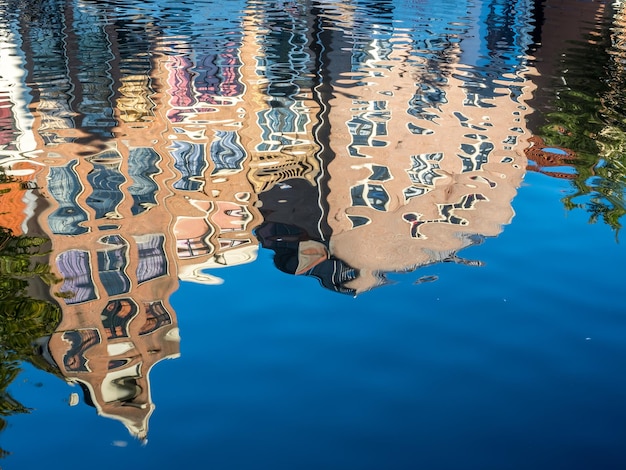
57, 249, 97, 304
134, 234, 168, 284
47, 161, 89, 235
97, 235, 131, 296
128, 147, 160, 215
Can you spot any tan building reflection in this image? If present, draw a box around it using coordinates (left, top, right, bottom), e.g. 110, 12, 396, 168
21, 5, 322, 438
325, 52, 534, 292
22, 10, 178, 438
156, 11, 322, 285
35, 72, 182, 439
244, 3, 538, 294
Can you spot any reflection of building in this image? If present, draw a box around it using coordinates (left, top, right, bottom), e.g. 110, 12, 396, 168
315, 0, 536, 293
526, 0, 609, 105
16, 0, 324, 437
0, 161, 41, 236
20, 3, 183, 439
48, 297, 179, 439
7, 2, 549, 441
525, 136, 577, 180
33, 111, 182, 439
326, 61, 533, 292
160, 16, 263, 285
15, 0, 541, 304
163, 2, 325, 285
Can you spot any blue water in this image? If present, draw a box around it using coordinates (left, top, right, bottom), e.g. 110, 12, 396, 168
5, 172, 626, 469
2, 0, 626, 469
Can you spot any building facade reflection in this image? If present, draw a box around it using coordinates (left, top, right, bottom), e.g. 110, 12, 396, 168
0, 0, 559, 438
18, 1, 183, 439
258, 0, 538, 293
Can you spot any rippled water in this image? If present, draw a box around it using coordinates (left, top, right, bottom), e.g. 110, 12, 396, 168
1, 1, 625, 469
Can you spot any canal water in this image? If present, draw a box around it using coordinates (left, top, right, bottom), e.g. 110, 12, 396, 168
1, 0, 625, 468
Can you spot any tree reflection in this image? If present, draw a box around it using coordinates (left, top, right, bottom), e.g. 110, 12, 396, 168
0, 223, 61, 458
531, 4, 626, 234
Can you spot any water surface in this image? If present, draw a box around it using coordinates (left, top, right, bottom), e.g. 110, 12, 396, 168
1, 0, 625, 469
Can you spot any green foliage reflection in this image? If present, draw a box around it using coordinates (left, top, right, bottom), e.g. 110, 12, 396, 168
0, 225, 61, 458
535, 8, 626, 235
